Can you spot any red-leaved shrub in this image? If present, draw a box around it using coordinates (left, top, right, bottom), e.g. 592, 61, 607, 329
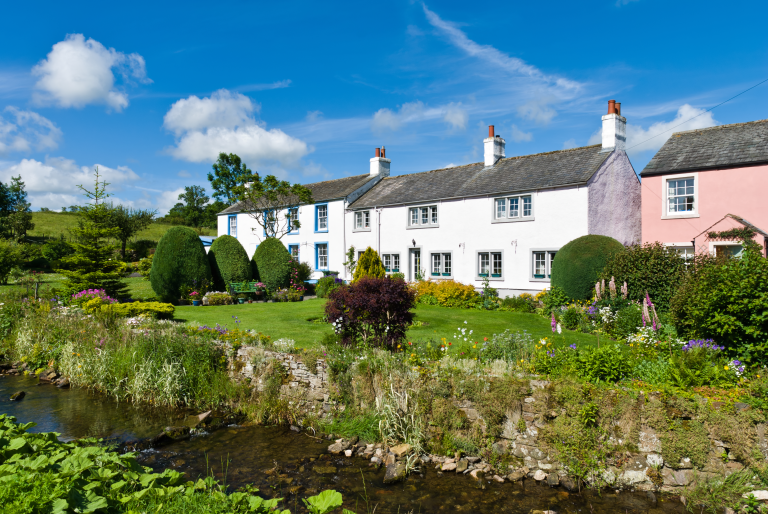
325, 276, 416, 349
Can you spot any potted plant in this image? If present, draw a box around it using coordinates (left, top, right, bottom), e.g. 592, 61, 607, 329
190, 291, 201, 306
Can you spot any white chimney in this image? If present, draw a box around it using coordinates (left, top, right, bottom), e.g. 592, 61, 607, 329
601, 100, 626, 152
370, 147, 391, 176
483, 126, 506, 166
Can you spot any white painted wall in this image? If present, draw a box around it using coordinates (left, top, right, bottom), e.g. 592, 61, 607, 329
346, 185, 590, 295
218, 199, 348, 277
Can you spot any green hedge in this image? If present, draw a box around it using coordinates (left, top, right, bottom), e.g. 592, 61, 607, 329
208, 235, 252, 291
252, 237, 291, 290
551, 235, 624, 301
150, 226, 212, 303
104, 301, 175, 319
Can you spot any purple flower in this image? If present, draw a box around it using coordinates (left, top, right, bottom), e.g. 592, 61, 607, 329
569, 344, 577, 350
551, 313, 556, 333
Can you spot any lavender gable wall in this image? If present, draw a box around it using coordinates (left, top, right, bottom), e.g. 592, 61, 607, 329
587, 151, 641, 246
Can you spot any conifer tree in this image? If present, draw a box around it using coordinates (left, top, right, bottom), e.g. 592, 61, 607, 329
352, 247, 386, 282
58, 168, 127, 298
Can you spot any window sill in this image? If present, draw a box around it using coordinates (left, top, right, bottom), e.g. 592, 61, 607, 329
491, 216, 535, 224
407, 224, 439, 230
441, 273, 451, 277
314, 229, 329, 233
530, 278, 551, 283
477, 276, 504, 281
661, 213, 699, 220
352, 227, 371, 232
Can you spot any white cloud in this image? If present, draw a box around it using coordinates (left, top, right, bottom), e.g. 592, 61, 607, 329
517, 98, 557, 124
0, 157, 140, 209
372, 100, 468, 132
163, 89, 311, 167
562, 139, 577, 149
406, 25, 424, 36
177, 170, 191, 178
510, 124, 533, 143
32, 34, 151, 111
588, 104, 718, 154
237, 79, 292, 92
305, 110, 323, 122
0, 107, 61, 154
157, 188, 185, 214
442, 102, 468, 130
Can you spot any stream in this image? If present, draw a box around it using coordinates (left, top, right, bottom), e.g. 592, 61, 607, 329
0, 375, 684, 513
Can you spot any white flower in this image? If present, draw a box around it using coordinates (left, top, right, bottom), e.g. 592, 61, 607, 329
556, 324, 562, 334
469, 330, 473, 335
464, 321, 467, 324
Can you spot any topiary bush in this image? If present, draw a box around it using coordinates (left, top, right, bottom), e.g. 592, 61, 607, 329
413, 279, 480, 308
551, 235, 625, 301
208, 235, 252, 291
316, 276, 342, 298
599, 242, 687, 311
251, 237, 292, 291
352, 247, 386, 282
150, 226, 212, 303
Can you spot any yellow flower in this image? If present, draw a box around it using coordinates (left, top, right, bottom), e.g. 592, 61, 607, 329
724, 366, 729, 371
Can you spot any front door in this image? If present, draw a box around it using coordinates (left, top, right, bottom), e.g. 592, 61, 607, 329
409, 249, 421, 281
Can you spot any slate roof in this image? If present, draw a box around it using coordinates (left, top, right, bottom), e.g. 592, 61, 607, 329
349, 145, 611, 209
219, 173, 376, 214
641, 119, 768, 177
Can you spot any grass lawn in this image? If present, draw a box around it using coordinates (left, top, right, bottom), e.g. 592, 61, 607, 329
175, 301, 600, 350
0, 275, 155, 300
27, 212, 215, 242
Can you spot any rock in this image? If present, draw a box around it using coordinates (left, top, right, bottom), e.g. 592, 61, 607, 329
560, 476, 579, 491
646, 453, 663, 467
524, 397, 536, 403
456, 458, 468, 473
371, 456, 382, 465
328, 441, 350, 454
470, 469, 485, 480
290, 425, 300, 432
492, 475, 505, 483
546, 473, 560, 487
344, 450, 352, 457
466, 456, 481, 463
10, 391, 25, 401
0, 362, 11, 370
385, 454, 395, 466
744, 490, 768, 501
38, 368, 57, 382
313, 465, 337, 474
533, 470, 547, 481
55, 378, 70, 389
184, 411, 212, 428
734, 402, 751, 412
391, 443, 412, 458
507, 471, 525, 482
383, 461, 407, 484
529, 379, 550, 390
442, 462, 457, 471
349, 435, 359, 445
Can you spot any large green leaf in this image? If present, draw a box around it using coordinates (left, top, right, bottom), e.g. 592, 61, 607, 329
303, 489, 343, 514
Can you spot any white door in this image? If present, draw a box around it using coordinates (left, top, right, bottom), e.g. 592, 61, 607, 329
409, 249, 421, 281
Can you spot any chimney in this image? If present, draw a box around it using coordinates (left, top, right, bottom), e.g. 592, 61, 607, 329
370, 146, 391, 177
601, 99, 626, 152
483, 126, 506, 166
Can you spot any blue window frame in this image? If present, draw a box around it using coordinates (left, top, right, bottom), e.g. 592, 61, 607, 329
315, 242, 329, 270
288, 244, 299, 261
315, 204, 328, 232
228, 215, 237, 237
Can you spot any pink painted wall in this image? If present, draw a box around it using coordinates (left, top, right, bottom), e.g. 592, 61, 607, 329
641, 164, 768, 247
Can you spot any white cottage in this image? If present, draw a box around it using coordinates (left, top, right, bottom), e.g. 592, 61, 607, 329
345, 101, 640, 296
217, 157, 387, 275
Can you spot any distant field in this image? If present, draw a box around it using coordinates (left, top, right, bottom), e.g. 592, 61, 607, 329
27, 212, 215, 242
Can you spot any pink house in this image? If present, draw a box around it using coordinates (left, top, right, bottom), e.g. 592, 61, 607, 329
640, 120, 768, 257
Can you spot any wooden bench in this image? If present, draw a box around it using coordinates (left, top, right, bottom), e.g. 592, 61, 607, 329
228, 281, 264, 295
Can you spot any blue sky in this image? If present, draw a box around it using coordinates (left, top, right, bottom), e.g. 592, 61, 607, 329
0, 0, 766, 213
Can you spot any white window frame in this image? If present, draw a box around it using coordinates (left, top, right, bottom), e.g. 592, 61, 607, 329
407, 203, 439, 229
382, 253, 401, 273
287, 207, 299, 234
353, 210, 371, 232
491, 194, 535, 223
316, 204, 329, 232
429, 251, 453, 278
228, 215, 237, 238
316, 243, 329, 270
476, 250, 504, 281
288, 244, 299, 261
661, 172, 699, 219
709, 241, 744, 258
530, 249, 558, 282
665, 242, 695, 261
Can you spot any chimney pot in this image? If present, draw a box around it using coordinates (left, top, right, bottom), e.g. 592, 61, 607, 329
484, 126, 505, 166
607, 100, 616, 114
615, 102, 621, 116
375, 147, 380, 158
382, 146, 386, 158
489, 125, 495, 138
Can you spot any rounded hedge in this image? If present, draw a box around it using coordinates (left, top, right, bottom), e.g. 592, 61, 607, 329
550, 235, 625, 301
252, 237, 292, 291
208, 235, 253, 291
352, 247, 386, 282
150, 226, 212, 303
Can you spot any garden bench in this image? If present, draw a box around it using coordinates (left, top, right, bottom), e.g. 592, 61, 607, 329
228, 281, 264, 295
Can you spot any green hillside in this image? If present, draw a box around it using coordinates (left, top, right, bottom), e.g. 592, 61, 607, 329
27, 212, 216, 242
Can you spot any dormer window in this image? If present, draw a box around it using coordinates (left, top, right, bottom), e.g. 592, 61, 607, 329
354, 210, 371, 231
408, 204, 438, 229
493, 195, 533, 223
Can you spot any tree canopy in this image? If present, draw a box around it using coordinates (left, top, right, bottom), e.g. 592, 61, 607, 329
232, 172, 313, 239
108, 205, 157, 259
208, 153, 253, 204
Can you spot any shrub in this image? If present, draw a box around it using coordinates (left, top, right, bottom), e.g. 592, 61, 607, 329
0, 239, 19, 284
296, 261, 312, 282
599, 242, 687, 311
137, 254, 153, 279
316, 276, 342, 298
413, 279, 479, 308
325, 276, 416, 348
208, 234, 252, 291
103, 301, 175, 319
127, 239, 156, 259
670, 248, 768, 363
252, 237, 292, 291
41, 238, 74, 262
540, 285, 569, 314
352, 247, 386, 282
202, 291, 233, 306
150, 226, 212, 303
500, 294, 535, 313
551, 235, 625, 301
560, 306, 583, 331
576, 344, 631, 383
82, 296, 117, 313
70, 288, 116, 306
272, 288, 302, 302
612, 304, 643, 339
481, 330, 534, 362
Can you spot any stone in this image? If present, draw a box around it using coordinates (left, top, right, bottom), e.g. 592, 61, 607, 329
470, 469, 485, 480
313, 465, 337, 474
529, 380, 550, 390
290, 425, 300, 432
455, 458, 468, 473
524, 397, 536, 403
441, 462, 457, 471
620, 470, 649, 485
734, 402, 751, 412
371, 456, 382, 465
328, 442, 346, 454
56, 378, 70, 389
391, 443, 412, 458
646, 453, 663, 467
383, 461, 407, 484
385, 454, 396, 466
466, 456, 481, 463
744, 490, 768, 501
533, 470, 547, 481
546, 473, 560, 487
638, 429, 661, 453
507, 471, 525, 482
492, 475, 505, 483
10, 391, 25, 401
560, 476, 579, 491
344, 450, 352, 457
